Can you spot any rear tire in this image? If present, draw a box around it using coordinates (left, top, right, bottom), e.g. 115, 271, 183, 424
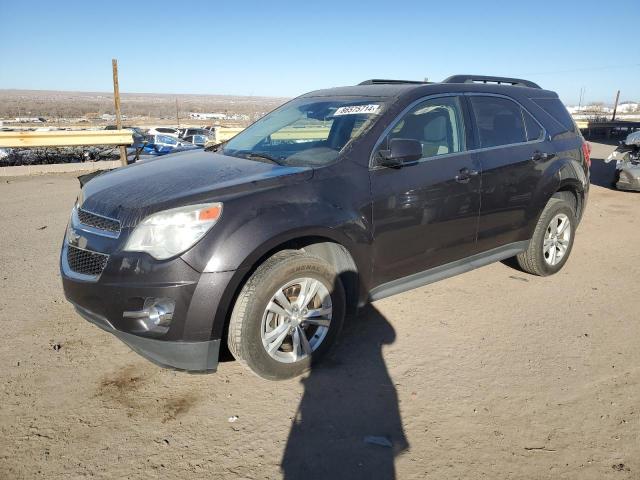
228, 250, 345, 380
516, 198, 577, 276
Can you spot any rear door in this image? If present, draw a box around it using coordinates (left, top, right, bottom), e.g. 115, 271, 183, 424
370, 95, 481, 285
466, 94, 548, 252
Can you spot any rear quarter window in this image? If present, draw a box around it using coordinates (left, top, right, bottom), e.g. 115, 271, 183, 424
523, 110, 544, 141
532, 98, 576, 133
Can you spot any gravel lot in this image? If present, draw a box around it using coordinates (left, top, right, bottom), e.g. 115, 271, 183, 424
1, 141, 638, 479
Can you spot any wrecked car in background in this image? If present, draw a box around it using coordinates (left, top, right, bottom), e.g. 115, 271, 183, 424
182, 134, 209, 147
126, 133, 202, 163
607, 130, 640, 191
178, 128, 213, 139
147, 126, 180, 137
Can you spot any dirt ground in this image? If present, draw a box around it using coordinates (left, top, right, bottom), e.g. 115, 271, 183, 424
0, 141, 638, 479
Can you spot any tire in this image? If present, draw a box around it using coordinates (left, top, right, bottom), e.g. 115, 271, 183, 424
516, 197, 577, 276
228, 250, 345, 380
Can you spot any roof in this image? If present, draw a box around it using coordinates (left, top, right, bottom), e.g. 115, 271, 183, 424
304, 82, 556, 102
301, 83, 423, 98
302, 75, 557, 101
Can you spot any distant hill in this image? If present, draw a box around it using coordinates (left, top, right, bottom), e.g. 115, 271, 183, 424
0, 89, 289, 124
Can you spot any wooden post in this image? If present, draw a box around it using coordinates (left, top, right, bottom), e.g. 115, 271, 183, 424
112, 59, 128, 166
175, 98, 180, 127
612, 90, 620, 121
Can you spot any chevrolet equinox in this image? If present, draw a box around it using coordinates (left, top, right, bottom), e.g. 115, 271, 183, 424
61, 75, 590, 380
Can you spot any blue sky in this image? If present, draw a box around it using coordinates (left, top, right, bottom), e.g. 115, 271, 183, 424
0, 0, 638, 104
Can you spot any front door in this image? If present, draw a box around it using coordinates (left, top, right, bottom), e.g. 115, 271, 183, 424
370, 95, 481, 286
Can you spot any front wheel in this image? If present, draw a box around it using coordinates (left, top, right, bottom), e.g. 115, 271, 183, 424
227, 250, 345, 380
516, 198, 577, 276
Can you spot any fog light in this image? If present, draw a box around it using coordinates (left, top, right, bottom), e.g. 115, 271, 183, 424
123, 298, 175, 335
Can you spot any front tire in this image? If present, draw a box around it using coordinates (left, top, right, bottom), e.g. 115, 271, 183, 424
516, 198, 577, 276
228, 250, 345, 380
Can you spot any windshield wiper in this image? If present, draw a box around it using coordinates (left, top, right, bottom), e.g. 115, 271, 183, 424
205, 141, 226, 152
244, 152, 283, 165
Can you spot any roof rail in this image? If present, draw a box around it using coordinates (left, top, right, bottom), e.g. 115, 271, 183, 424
358, 79, 430, 85
443, 75, 541, 89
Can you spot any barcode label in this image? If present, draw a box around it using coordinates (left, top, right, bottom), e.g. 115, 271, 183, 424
333, 104, 381, 116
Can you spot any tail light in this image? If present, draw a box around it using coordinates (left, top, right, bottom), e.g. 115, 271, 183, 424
582, 141, 592, 168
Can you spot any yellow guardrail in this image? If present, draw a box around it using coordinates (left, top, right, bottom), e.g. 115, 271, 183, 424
215, 127, 244, 142
216, 126, 330, 142
0, 130, 133, 148
272, 127, 329, 140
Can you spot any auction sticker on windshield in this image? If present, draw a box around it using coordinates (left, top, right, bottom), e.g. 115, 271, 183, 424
333, 104, 380, 116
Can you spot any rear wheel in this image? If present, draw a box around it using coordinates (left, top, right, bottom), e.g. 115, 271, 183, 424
228, 250, 345, 380
516, 198, 577, 276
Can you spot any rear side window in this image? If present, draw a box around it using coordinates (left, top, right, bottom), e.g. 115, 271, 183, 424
469, 96, 527, 148
532, 98, 576, 133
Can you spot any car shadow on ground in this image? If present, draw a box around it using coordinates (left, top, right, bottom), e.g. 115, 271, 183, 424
281, 304, 408, 480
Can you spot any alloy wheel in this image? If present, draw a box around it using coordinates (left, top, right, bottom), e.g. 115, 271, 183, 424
260, 277, 332, 363
543, 213, 571, 266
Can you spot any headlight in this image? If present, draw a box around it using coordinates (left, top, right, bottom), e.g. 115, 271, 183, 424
124, 203, 223, 260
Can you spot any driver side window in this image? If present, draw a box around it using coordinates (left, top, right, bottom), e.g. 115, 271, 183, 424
385, 96, 465, 160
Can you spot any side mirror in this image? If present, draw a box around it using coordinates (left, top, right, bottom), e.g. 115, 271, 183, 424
378, 138, 423, 168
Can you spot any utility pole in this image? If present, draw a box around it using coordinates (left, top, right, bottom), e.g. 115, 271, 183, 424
112, 59, 128, 167
175, 98, 180, 127
578, 87, 585, 110
611, 90, 621, 121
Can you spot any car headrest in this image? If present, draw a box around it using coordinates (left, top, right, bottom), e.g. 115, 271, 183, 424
423, 114, 448, 143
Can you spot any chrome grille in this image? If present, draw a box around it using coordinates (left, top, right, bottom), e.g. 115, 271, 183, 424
66, 245, 109, 277
77, 208, 121, 234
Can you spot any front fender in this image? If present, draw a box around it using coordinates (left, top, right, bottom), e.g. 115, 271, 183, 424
181, 189, 371, 274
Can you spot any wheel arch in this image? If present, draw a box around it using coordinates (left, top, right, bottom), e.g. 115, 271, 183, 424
524, 157, 587, 239
210, 232, 364, 343
554, 180, 584, 220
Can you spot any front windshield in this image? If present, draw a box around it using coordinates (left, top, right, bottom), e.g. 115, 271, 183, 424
222, 97, 387, 167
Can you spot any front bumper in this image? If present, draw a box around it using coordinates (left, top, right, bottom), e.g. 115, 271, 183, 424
61, 242, 237, 372
75, 304, 221, 371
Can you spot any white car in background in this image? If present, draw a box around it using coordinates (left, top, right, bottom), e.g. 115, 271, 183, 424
146, 127, 180, 137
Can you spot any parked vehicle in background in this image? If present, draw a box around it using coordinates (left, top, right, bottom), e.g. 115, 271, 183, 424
126, 133, 201, 162
149, 134, 189, 149
606, 130, 640, 191
147, 126, 180, 137
182, 134, 209, 146
61, 75, 590, 380
179, 128, 214, 139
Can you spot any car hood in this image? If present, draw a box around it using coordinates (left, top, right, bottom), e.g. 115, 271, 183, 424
80, 150, 313, 228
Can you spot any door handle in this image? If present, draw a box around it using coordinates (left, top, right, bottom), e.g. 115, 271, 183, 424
455, 167, 479, 183
531, 151, 554, 161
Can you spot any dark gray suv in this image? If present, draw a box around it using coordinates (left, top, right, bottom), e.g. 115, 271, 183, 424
61, 75, 590, 380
